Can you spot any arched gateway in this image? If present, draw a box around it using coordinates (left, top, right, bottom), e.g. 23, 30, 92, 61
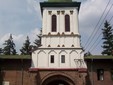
42, 75, 74, 85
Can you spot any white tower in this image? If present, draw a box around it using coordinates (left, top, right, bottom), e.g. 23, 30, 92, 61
31, 0, 87, 71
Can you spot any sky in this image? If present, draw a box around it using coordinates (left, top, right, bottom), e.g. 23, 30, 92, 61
0, 0, 113, 55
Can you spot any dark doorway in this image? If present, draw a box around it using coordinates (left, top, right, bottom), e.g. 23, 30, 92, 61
47, 80, 69, 85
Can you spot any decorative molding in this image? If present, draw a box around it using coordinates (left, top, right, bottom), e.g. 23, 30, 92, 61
29, 68, 87, 72
71, 45, 74, 47
57, 32, 60, 35
62, 32, 65, 35
48, 11, 52, 15
61, 11, 65, 14
71, 32, 74, 35
70, 10, 73, 14
57, 11, 60, 15
59, 50, 68, 54
48, 50, 57, 54
62, 45, 65, 47
48, 45, 51, 47
43, 34, 81, 37
48, 32, 51, 35
57, 45, 60, 47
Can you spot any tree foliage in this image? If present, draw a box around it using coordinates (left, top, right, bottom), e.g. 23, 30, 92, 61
20, 36, 32, 55
102, 20, 113, 55
0, 48, 3, 55
33, 30, 42, 49
84, 51, 92, 57
3, 34, 17, 55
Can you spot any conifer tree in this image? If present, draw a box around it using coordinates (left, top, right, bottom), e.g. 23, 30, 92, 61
33, 30, 42, 49
20, 36, 32, 55
3, 34, 17, 55
0, 48, 3, 55
102, 20, 113, 55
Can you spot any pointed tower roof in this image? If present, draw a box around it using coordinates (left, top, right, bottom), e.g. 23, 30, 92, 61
48, 0, 72, 2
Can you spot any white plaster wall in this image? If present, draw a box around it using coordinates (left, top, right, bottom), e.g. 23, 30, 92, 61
42, 7, 79, 34
41, 7, 81, 48
31, 52, 38, 67
42, 36, 80, 48
70, 51, 78, 68
48, 50, 58, 67
42, 9, 47, 34
37, 51, 48, 67
59, 50, 69, 67
50, 37, 59, 47
65, 37, 73, 47
31, 49, 86, 69
73, 8, 79, 34
31, 6, 87, 69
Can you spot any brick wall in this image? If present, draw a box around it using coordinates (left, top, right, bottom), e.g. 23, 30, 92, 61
0, 59, 87, 85
0, 59, 37, 85
1, 58, 112, 85
86, 59, 113, 85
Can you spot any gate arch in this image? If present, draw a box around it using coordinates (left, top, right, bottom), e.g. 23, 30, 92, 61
42, 74, 75, 85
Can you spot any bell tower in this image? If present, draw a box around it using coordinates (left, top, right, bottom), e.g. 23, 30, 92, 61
41, 0, 81, 48
30, 0, 87, 85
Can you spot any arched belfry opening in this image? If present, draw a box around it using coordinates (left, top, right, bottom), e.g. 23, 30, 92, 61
42, 75, 74, 85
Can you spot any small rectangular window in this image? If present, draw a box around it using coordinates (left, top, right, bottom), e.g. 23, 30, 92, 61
111, 69, 113, 80
97, 69, 104, 81
61, 55, 65, 63
50, 55, 54, 63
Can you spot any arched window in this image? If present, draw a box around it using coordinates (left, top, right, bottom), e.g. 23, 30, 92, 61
65, 15, 70, 32
51, 15, 57, 32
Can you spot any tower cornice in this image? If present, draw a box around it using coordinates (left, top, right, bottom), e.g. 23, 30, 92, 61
40, 2, 81, 14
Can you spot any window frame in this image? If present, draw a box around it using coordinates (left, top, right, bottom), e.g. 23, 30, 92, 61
65, 14, 70, 32
97, 69, 104, 81
51, 15, 57, 32
111, 69, 113, 80
61, 55, 65, 63
50, 55, 54, 63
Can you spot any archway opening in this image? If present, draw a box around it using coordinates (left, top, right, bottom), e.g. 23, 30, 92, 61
42, 75, 74, 85
47, 79, 69, 85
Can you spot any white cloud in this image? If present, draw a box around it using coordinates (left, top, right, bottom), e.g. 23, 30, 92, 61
0, 28, 40, 54
79, 0, 113, 54
29, 28, 40, 44
27, 0, 41, 20
0, 0, 113, 55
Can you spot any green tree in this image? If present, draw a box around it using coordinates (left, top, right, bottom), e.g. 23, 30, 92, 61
3, 34, 17, 55
102, 20, 113, 55
33, 30, 42, 49
0, 48, 3, 55
20, 36, 32, 55
84, 51, 92, 57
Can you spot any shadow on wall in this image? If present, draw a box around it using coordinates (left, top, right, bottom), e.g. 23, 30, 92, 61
85, 72, 92, 85
35, 72, 41, 85
0, 67, 4, 85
